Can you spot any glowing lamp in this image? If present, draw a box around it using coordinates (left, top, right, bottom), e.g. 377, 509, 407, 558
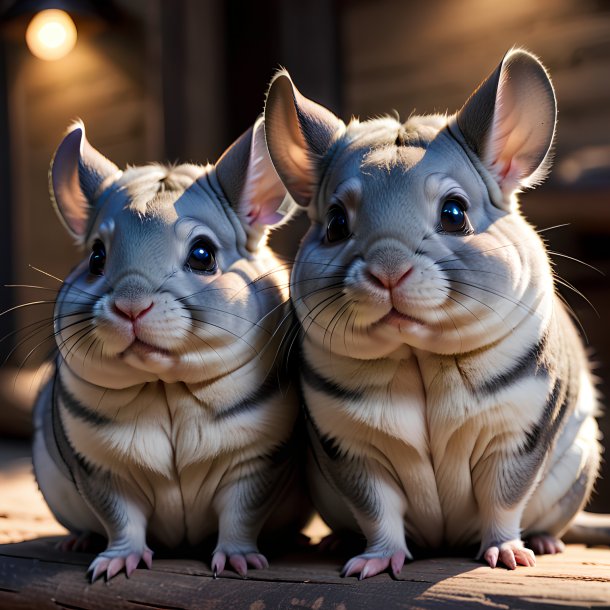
25, 9, 77, 61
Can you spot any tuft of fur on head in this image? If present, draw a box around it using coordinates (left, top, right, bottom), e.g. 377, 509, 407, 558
118, 163, 209, 216
354, 114, 447, 172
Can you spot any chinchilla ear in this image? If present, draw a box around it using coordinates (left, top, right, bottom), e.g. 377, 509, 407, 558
50, 121, 121, 243
215, 115, 298, 251
453, 48, 556, 203
264, 69, 344, 206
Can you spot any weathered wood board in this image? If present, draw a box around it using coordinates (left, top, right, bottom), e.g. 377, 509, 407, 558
0, 538, 609, 609
0, 438, 609, 609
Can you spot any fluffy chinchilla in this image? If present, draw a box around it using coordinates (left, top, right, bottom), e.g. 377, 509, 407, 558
264, 49, 606, 577
33, 116, 306, 581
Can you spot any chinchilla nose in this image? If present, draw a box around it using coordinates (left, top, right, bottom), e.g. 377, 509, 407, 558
365, 241, 413, 289
113, 296, 154, 321
111, 275, 156, 320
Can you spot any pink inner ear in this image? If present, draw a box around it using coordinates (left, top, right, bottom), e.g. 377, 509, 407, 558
239, 119, 288, 228
488, 155, 522, 193
481, 55, 555, 194
52, 127, 89, 239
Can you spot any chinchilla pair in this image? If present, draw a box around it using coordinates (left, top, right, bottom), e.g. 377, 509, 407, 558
33, 48, 607, 582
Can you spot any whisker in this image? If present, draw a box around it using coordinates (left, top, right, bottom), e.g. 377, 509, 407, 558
29, 265, 64, 283
446, 279, 538, 317
181, 325, 234, 377
553, 276, 599, 318
444, 292, 488, 333
547, 250, 604, 276
534, 223, 571, 235
555, 290, 589, 344
185, 315, 259, 354
303, 292, 345, 338
325, 298, 352, 354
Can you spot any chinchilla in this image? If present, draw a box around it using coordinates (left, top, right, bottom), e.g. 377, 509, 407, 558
32, 116, 306, 581
263, 48, 607, 578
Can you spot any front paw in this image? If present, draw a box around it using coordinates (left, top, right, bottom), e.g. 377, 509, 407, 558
88, 546, 153, 582
341, 548, 411, 580
481, 539, 536, 570
211, 549, 269, 578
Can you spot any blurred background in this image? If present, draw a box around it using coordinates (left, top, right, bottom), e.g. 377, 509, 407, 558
0, 0, 608, 513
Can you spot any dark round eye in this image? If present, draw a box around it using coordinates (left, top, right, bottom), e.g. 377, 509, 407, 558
187, 240, 217, 273
440, 199, 467, 233
326, 205, 350, 243
89, 241, 106, 276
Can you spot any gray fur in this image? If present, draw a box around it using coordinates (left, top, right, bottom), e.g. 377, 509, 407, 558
34, 118, 305, 580
264, 49, 601, 576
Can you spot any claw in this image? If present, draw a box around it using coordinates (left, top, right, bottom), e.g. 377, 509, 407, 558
125, 553, 140, 578
482, 540, 536, 570
391, 551, 406, 576
341, 557, 366, 578
211, 551, 226, 578
342, 551, 407, 580
106, 557, 125, 581
245, 553, 268, 570
88, 557, 111, 583
87, 547, 153, 582
229, 554, 248, 577
484, 546, 499, 569
211, 550, 269, 578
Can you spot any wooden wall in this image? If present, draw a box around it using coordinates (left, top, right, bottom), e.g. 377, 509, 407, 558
3, 0, 153, 363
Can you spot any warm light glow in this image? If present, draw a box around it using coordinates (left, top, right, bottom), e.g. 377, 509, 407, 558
25, 9, 77, 61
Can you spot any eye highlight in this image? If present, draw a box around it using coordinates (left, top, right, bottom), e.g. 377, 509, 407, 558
440, 199, 468, 233
326, 205, 350, 243
186, 240, 217, 274
89, 240, 106, 276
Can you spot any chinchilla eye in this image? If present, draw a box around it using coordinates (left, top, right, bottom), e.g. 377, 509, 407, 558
440, 199, 467, 233
326, 205, 350, 243
186, 240, 217, 273
89, 240, 106, 276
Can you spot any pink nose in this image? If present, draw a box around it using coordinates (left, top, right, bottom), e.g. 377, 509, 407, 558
113, 298, 154, 321
366, 264, 412, 289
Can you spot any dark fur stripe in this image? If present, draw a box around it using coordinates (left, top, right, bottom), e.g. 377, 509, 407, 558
49, 371, 79, 482
500, 364, 576, 507
478, 331, 549, 396
57, 376, 113, 426
214, 368, 283, 420
304, 404, 380, 520
301, 356, 363, 402
303, 402, 342, 461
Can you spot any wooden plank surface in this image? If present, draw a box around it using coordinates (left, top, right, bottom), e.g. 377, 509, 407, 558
0, 439, 609, 609
0, 539, 609, 609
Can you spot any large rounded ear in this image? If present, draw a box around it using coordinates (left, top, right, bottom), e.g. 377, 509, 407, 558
50, 121, 120, 243
215, 116, 297, 251
455, 48, 556, 200
264, 70, 344, 206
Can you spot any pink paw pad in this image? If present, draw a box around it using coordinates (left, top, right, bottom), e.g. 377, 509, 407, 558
483, 541, 536, 570
87, 547, 153, 582
341, 550, 407, 580
211, 551, 269, 578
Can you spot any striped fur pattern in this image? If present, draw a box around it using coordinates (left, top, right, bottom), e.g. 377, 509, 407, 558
33, 118, 303, 580
264, 49, 601, 577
